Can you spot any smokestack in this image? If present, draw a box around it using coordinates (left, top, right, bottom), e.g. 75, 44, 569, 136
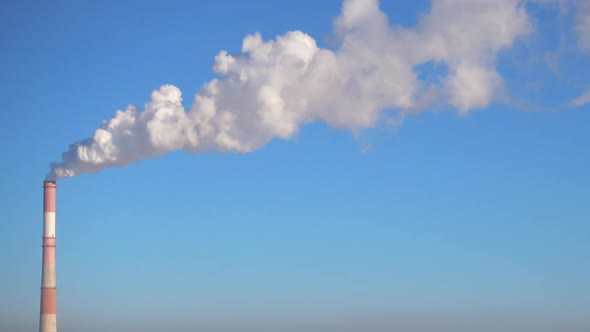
40, 181, 57, 332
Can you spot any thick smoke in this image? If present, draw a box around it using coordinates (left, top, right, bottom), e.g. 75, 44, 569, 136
48, 0, 531, 180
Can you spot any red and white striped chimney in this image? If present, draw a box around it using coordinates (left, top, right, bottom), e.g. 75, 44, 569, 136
40, 180, 57, 332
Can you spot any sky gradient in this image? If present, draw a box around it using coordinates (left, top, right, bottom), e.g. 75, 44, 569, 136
1, 0, 589, 331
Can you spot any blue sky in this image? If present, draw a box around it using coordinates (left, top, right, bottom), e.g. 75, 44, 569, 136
1, 0, 589, 331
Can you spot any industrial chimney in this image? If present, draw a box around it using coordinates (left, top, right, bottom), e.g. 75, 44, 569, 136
40, 180, 57, 332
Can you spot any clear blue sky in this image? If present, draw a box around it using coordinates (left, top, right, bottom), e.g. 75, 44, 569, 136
1, 1, 589, 331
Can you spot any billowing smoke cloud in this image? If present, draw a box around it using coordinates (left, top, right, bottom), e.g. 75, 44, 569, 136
48, 0, 532, 180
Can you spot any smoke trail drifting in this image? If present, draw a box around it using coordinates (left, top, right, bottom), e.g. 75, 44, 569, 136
47, 0, 531, 180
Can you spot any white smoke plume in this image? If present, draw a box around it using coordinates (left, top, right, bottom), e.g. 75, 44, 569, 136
48, 0, 531, 180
